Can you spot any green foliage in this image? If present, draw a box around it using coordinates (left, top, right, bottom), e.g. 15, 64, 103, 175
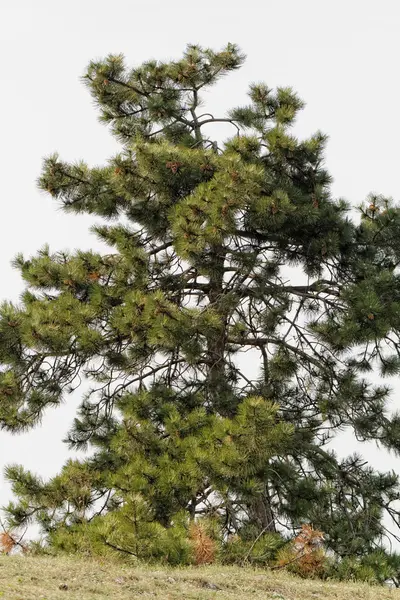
48, 496, 193, 566
3, 42, 400, 576
110, 393, 291, 526
325, 550, 400, 586
221, 532, 285, 566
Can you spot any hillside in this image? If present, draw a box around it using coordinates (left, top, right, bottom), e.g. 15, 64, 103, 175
0, 556, 398, 599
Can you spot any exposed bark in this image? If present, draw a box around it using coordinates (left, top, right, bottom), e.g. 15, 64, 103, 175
249, 487, 276, 534
206, 244, 229, 414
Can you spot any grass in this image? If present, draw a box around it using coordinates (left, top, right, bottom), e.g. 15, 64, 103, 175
0, 556, 399, 599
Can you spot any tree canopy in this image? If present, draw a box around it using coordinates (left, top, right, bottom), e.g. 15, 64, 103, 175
3, 43, 400, 568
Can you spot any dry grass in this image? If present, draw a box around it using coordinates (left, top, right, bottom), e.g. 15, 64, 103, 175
0, 555, 398, 599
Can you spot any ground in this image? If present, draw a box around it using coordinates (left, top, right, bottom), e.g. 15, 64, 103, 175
0, 556, 398, 599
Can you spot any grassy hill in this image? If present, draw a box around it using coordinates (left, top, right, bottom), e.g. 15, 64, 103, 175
0, 556, 398, 599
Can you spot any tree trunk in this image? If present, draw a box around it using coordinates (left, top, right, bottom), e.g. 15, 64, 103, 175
249, 488, 276, 533
206, 245, 229, 414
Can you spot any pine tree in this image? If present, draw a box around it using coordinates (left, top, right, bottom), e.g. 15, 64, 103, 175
3, 43, 400, 566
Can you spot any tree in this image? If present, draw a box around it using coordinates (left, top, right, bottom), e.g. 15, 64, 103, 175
3, 43, 400, 563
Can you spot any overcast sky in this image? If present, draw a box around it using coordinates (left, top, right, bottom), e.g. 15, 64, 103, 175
1, 0, 400, 525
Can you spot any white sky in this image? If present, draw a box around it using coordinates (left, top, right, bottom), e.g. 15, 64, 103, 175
1, 0, 400, 528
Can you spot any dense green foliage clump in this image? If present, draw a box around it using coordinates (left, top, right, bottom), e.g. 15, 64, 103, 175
3, 43, 400, 584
